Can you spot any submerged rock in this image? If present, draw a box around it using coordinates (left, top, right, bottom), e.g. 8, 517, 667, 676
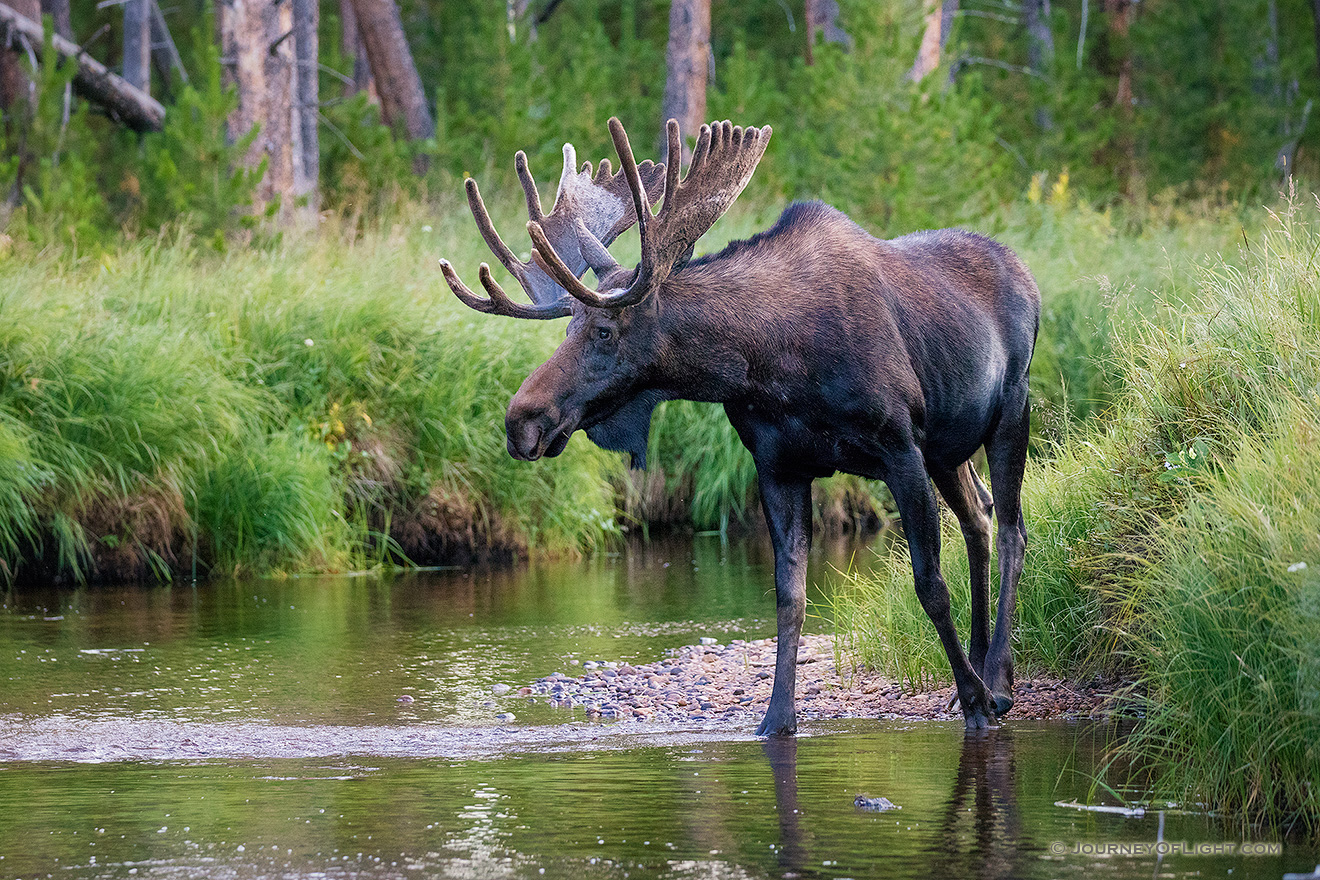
854, 795, 901, 811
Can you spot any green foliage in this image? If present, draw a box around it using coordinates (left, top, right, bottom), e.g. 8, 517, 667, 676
318, 92, 417, 218
647, 400, 759, 532
0, 249, 262, 577
194, 429, 346, 576
7, 0, 1316, 247
0, 414, 39, 582
0, 198, 624, 582
0, 27, 110, 250
987, 180, 1248, 432
1127, 404, 1320, 832
136, 16, 264, 241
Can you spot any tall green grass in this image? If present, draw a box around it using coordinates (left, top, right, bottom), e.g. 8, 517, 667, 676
0, 415, 38, 580
0, 186, 1263, 583
831, 192, 1320, 832
0, 195, 620, 581
1109, 196, 1320, 832
1127, 401, 1320, 830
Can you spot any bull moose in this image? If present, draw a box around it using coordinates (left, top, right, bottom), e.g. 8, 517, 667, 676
440, 118, 1040, 734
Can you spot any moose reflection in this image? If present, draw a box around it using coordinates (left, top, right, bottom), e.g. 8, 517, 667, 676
930, 729, 1023, 880
441, 117, 1040, 735
759, 728, 1022, 879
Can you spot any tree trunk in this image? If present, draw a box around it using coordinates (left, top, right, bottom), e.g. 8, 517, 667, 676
659, 0, 710, 164
1103, 0, 1133, 111
0, 0, 38, 114
0, 1, 165, 131
1024, 0, 1053, 74
1023, 0, 1053, 128
37, 0, 68, 39
293, 0, 318, 210
347, 0, 432, 145
1101, 0, 1136, 193
148, 1, 189, 93
908, 0, 958, 83
805, 0, 851, 65
219, 0, 308, 217
339, 0, 375, 98
123, 0, 151, 94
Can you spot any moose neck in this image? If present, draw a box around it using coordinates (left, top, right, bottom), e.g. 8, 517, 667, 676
648, 264, 774, 404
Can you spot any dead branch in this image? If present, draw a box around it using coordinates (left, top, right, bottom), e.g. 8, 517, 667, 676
0, 1, 165, 132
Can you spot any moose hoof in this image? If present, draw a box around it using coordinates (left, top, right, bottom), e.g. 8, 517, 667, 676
960, 687, 998, 731
756, 710, 797, 737
963, 710, 996, 731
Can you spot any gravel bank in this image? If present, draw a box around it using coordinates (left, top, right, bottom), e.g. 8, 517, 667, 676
519, 634, 1111, 725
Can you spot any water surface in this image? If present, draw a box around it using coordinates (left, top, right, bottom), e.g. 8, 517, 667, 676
2, 535, 1314, 879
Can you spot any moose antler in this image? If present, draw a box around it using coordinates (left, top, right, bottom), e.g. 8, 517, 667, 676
529, 117, 772, 311
440, 145, 666, 319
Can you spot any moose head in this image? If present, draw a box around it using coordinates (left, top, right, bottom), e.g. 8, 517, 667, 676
441, 118, 770, 468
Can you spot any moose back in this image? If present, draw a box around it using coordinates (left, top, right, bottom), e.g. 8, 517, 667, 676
440, 118, 1040, 735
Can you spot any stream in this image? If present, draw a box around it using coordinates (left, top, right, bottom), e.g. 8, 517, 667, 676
2, 535, 1314, 879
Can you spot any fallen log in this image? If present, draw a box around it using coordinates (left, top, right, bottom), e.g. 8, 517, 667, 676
0, 1, 164, 132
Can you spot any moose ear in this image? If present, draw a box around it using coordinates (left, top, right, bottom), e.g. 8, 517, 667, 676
585, 391, 664, 469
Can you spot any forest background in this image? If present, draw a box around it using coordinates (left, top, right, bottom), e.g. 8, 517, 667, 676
3, 0, 1318, 576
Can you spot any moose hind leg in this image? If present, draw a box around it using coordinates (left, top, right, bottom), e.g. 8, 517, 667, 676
755, 473, 813, 737
982, 395, 1031, 718
887, 450, 996, 730
932, 462, 994, 677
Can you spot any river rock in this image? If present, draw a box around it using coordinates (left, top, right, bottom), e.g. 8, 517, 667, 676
521, 633, 1111, 726
854, 795, 901, 812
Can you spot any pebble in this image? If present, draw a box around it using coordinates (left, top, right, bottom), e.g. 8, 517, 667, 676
491, 683, 512, 696
521, 634, 1112, 727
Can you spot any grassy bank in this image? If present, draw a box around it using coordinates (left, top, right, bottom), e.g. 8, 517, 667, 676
0, 196, 623, 582
0, 185, 1249, 583
831, 194, 1320, 833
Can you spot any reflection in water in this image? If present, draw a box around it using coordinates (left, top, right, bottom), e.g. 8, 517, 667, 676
759, 728, 1028, 880
931, 729, 1022, 880
0, 534, 879, 726
0, 721, 1312, 880
763, 736, 807, 873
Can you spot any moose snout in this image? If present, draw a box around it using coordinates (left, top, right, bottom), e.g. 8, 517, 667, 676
506, 414, 544, 461
505, 396, 573, 461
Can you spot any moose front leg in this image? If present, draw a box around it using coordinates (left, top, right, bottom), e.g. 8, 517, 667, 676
756, 473, 813, 737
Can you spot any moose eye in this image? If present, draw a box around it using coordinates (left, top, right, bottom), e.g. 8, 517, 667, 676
596, 327, 613, 342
